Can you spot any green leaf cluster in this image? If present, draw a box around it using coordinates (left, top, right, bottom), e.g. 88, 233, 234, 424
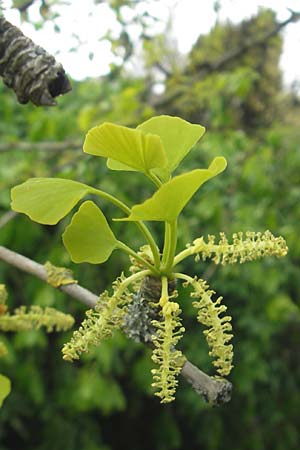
1, 6, 299, 447
10, 115, 287, 403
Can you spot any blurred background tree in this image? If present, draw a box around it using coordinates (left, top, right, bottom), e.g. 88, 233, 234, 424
1, 1, 300, 449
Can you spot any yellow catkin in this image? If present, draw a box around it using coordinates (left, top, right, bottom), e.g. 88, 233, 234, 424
151, 298, 186, 403
191, 230, 288, 265
62, 275, 133, 361
185, 277, 233, 377
44, 261, 77, 287
0, 284, 8, 315
0, 305, 74, 333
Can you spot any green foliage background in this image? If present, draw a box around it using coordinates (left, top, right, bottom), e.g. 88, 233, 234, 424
1, 4, 300, 450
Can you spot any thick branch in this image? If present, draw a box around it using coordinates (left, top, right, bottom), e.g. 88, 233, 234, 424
0, 211, 17, 228
0, 245, 231, 405
0, 17, 71, 106
193, 10, 300, 74
181, 360, 232, 404
154, 10, 300, 110
0, 246, 97, 307
0, 140, 81, 153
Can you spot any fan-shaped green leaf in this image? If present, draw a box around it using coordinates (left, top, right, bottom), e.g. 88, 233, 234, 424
84, 122, 167, 173
62, 201, 117, 264
107, 159, 135, 172
11, 178, 92, 225
0, 374, 11, 407
137, 115, 205, 176
116, 157, 227, 222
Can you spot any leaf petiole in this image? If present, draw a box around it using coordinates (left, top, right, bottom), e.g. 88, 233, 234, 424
115, 270, 152, 298
172, 272, 194, 283
146, 171, 162, 189
161, 223, 171, 266
116, 241, 160, 276
160, 220, 178, 275
173, 245, 199, 266
91, 187, 160, 267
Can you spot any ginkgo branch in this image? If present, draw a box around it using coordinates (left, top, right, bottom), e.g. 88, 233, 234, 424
0, 244, 231, 405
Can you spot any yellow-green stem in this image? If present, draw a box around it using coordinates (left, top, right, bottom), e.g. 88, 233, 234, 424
115, 270, 151, 297
161, 220, 177, 275
161, 223, 171, 266
116, 241, 160, 276
146, 171, 162, 189
173, 272, 194, 284
91, 187, 160, 267
173, 245, 199, 266
160, 276, 169, 306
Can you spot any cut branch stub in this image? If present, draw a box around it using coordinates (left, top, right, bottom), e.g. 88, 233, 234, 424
0, 17, 71, 106
181, 360, 232, 406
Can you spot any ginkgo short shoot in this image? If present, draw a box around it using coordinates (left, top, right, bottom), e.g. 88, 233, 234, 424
11, 115, 288, 403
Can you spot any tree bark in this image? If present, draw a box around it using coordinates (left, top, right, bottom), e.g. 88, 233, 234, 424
0, 17, 71, 106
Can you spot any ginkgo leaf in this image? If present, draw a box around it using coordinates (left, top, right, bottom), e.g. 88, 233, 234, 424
0, 374, 11, 407
106, 159, 171, 184
84, 122, 167, 173
116, 157, 227, 222
107, 159, 135, 172
62, 201, 117, 264
11, 178, 92, 225
137, 115, 205, 176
